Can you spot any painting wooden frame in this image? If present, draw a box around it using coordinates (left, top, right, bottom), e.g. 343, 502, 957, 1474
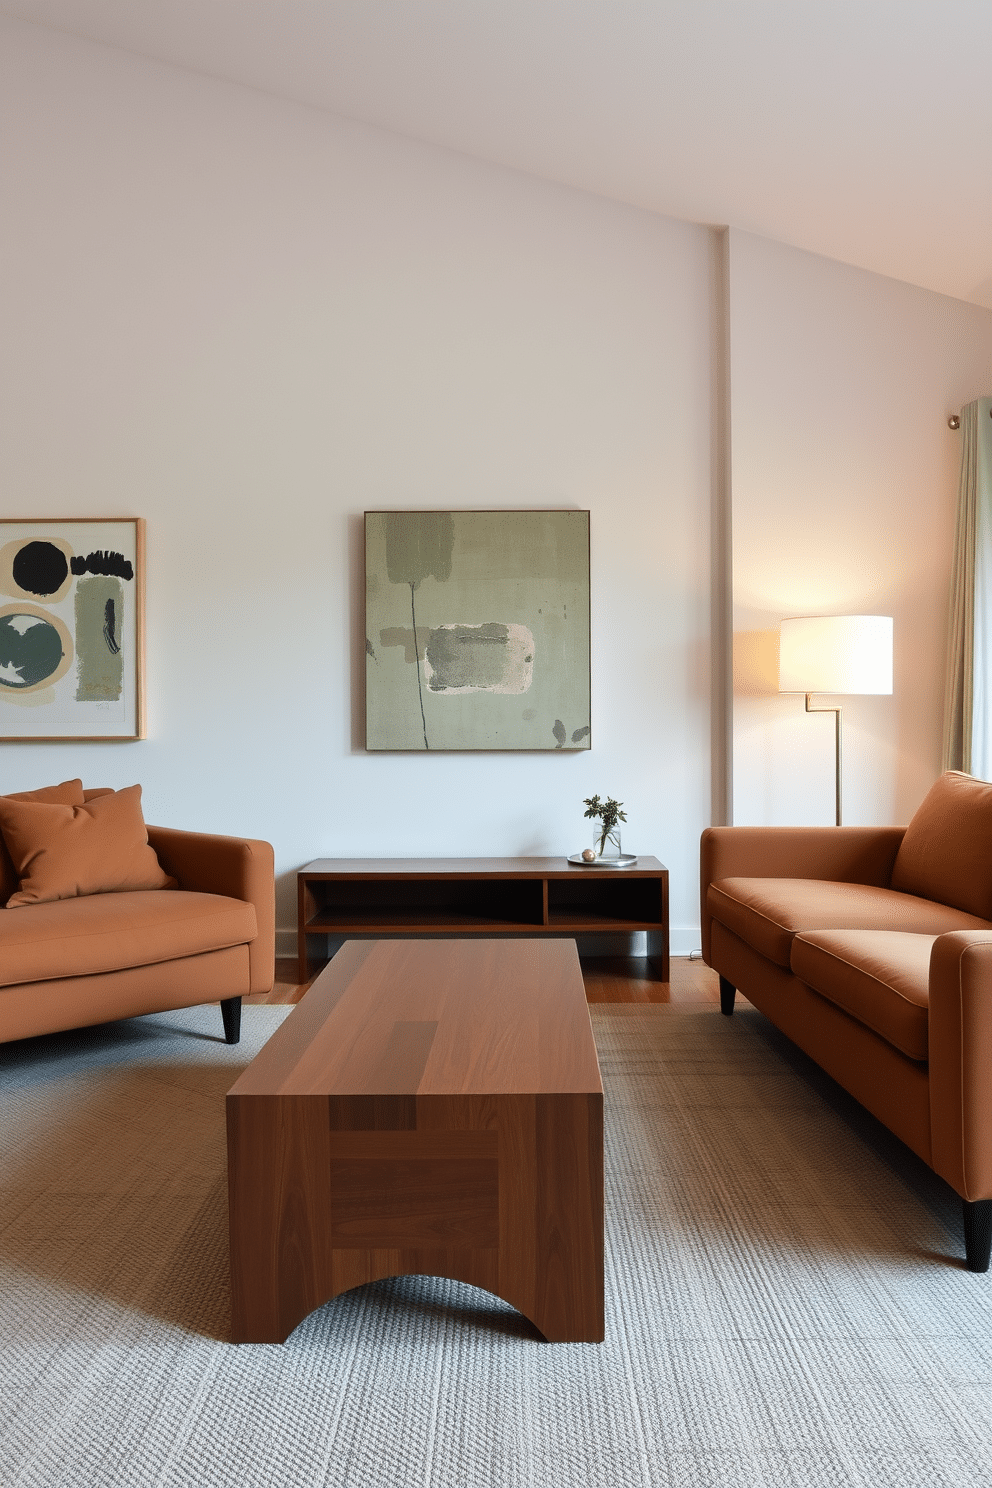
0, 518, 145, 741
365, 509, 590, 752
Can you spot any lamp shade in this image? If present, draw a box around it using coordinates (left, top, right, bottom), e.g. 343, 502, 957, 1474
779, 615, 893, 695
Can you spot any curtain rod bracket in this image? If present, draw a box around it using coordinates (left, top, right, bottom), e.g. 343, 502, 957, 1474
949, 415, 961, 429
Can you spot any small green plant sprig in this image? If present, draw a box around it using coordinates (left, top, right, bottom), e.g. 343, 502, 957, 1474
583, 794, 627, 856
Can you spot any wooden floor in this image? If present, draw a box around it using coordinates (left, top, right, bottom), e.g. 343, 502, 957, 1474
249, 954, 721, 1008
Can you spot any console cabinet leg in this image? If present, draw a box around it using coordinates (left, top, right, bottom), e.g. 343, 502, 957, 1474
963, 1199, 992, 1272
719, 977, 737, 1017
645, 930, 669, 984
220, 996, 242, 1045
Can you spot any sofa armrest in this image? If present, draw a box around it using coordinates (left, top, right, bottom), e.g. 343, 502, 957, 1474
700, 826, 906, 965
929, 930, 992, 1201
147, 826, 275, 996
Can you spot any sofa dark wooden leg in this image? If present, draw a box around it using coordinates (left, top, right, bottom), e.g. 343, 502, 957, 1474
963, 1199, 992, 1272
719, 976, 737, 1016
221, 996, 242, 1045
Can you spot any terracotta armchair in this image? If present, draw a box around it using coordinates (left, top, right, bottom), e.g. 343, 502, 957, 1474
0, 784, 274, 1046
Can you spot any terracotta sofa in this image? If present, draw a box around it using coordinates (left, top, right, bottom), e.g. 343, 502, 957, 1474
701, 770, 992, 1271
0, 788, 274, 1046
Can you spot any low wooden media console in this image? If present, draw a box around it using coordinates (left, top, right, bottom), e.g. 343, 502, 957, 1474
297, 855, 669, 984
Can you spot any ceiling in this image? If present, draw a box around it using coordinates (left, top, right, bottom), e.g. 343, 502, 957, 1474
4, 0, 992, 307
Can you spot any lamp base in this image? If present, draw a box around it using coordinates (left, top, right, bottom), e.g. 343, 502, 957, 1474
804, 693, 843, 826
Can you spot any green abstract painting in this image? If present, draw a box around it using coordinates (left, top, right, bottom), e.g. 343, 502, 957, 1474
0, 518, 144, 740
365, 510, 590, 751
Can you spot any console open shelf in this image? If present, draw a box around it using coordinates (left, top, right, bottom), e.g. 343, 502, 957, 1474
297, 856, 669, 983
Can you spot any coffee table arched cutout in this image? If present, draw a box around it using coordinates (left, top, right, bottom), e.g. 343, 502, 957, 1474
227, 939, 604, 1344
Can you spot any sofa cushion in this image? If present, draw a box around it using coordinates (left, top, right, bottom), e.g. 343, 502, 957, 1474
791, 930, 935, 1062
0, 890, 257, 987
0, 780, 84, 906
0, 786, 176, 907
707, 877, 990, 968
891, 770, 992, 921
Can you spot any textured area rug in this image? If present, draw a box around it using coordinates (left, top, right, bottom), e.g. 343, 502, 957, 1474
3, 1000, 992, 1487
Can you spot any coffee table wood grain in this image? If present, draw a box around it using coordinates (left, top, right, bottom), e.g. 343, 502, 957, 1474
227, 938, 604, 1344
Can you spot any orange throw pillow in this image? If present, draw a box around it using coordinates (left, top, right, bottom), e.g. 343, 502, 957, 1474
0, 779, 84, 905
890, 770, 992, 921
0, 785, 176, 907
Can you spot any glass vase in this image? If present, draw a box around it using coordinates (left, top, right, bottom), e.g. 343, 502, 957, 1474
591, 825, 622, 860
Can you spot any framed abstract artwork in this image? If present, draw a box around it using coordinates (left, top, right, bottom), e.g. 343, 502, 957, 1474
365, 509, 590, 751
0, 518, 144, 741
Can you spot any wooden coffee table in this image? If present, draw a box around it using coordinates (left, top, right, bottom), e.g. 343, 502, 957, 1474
227, 938, 604, 1344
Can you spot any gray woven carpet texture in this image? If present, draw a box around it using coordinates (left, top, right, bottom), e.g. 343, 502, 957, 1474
2, 1000, 991, 1487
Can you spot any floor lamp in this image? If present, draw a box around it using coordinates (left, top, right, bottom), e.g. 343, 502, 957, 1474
779, 615, 893, 826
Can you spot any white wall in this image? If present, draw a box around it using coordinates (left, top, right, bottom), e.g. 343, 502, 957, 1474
6, 22, 990, 958
730, 230, 992, 827
0, 20, 714, 953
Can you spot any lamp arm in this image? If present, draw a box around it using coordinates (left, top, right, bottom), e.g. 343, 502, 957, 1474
804, 693, 843, 826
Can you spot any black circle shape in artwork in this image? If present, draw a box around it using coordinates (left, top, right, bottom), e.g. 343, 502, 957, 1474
12, 541, 69, 597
